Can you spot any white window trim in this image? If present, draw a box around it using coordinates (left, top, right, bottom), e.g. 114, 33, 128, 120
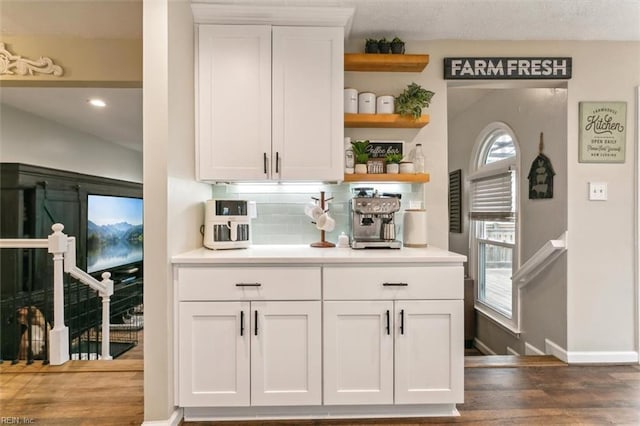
469, 122, 521, 334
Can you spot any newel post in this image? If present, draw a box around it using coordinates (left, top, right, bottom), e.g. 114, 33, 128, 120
48, 223, 70, 365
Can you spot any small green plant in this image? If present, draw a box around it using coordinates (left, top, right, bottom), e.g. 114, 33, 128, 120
384, 153, 403, 164
351, 140, 370, 164
378, 38, 390, 53
391, 37, 405, 54
395, 82, 435, 119
365, 39, 379, 53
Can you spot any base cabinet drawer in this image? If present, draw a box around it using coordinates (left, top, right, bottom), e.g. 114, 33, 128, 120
323, 266, 463, 300
178, 266, 321, 301
178, 300, 321, 407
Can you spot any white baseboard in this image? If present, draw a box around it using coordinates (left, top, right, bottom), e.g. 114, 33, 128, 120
566, 350, 639, 364
473, 337, 497, 355
141, 408, 183, 426
506, 346, 520, 356
543, 339, 639, 364
544, 339, 567, 362
524, 342, 545, 356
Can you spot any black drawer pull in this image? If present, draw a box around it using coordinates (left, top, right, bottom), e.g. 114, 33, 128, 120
383, 282, 408, 287
235, 283, 262, 287
240, 311, 244, 336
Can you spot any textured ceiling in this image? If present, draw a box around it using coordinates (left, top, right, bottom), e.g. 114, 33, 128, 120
0, 0, 638, 152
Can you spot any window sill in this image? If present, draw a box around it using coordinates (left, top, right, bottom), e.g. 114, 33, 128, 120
474, 302, 521, 337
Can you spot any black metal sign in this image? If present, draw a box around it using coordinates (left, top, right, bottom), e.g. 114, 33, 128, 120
444, 57, 572, 80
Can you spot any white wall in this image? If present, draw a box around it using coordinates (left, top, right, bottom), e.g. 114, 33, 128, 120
436, 40, 638, 359
143, 0, 212, 422
448, 87, 568, 353
0, 104, 142, 182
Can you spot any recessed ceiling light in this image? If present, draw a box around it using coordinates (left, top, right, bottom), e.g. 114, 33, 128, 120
88, 98, 106, 108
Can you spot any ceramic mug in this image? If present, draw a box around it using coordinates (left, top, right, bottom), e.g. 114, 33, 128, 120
316, 212, 336, 232
304, 203, 323, 220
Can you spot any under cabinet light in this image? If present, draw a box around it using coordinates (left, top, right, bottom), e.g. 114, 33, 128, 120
88, 98, 107, 108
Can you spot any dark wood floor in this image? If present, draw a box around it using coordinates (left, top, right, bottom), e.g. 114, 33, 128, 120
1, 347, 639, 425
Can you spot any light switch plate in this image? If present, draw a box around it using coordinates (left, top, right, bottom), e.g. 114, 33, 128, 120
589, 182, 607, 201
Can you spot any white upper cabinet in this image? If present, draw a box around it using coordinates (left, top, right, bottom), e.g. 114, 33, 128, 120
196, 24, 344, 182
272, 26, 344, 181
197, 25, 272, 181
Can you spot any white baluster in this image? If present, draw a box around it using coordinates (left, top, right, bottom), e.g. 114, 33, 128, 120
47, 223, 70, 365
100, 272, 114, 360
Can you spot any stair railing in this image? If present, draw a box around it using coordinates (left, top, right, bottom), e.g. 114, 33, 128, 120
512, 231, 568, 287
0, 223, 113, 365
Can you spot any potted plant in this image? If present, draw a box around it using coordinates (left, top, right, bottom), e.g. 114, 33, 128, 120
384, 153, 403, 174
391, 37, 405, 54
365, 38, 379, 53
378, 38, 391, 54
351, 140, 370, 174
395, 82, 435, 119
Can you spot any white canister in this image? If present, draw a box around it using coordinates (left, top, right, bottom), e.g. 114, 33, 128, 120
344, 88, 358, 114
399, 162, 414, 174
403, 209, 428, 247
358, 92, 376, 114
376, 95, 395, 114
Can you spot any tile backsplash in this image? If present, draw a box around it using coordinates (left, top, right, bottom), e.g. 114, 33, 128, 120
211, 182, 424, 245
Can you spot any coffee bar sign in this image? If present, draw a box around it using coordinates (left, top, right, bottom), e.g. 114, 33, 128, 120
444, 57, 572, 80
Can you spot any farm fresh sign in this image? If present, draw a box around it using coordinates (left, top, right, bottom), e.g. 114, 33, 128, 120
444, 57, 572, 80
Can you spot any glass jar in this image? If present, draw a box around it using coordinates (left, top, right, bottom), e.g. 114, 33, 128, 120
414, 143, 425, 173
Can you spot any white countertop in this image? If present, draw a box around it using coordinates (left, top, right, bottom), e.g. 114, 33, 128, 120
172, 245, 466, 265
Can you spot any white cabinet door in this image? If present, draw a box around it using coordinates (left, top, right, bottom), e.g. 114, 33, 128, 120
178, 301, 250, 407
394, 300, 464, 404
323, 301, 394, 405
272, 26, 344, 181
251, 301, 321, 406
197, 25, 272, 181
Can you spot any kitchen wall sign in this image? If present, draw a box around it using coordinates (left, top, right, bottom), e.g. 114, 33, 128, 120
443, 57, 572, 80
579, 102, 627, 163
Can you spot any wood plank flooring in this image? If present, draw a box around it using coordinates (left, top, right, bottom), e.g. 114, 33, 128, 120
1, 356, 638, 425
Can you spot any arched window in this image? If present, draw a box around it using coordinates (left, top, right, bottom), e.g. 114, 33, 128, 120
469, 123, 519, 330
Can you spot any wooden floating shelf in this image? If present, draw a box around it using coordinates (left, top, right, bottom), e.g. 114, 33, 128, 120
344, 53, 430, 72
344, 113, 429, 128
343, 173, 430, 183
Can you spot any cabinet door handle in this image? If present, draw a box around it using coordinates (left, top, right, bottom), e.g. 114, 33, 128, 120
275, 152, 280, 173
263, 152, 267, 174
254, 310, 258, 336
235, 283, 262, 287
400, 309, 405, 335
383, 282, 408, 287
385, 310, 390, 335
240, 311, 244, 336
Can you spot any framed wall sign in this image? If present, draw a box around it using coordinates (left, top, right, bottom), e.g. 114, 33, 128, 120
579, 102, 627, 163
366, 140, 404, 159
444, 57, 572, 80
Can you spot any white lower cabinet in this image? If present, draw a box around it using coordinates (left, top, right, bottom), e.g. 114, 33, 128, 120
324, 299, 463, 405
177, 271, 322, 408
175, 262, 464, 419
323, 301, 394, 405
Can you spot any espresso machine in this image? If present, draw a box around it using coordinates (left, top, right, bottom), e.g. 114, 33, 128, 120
350, 190, 402, 249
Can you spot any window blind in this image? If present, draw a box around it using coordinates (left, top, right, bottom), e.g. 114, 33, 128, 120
470, 170, 515, 221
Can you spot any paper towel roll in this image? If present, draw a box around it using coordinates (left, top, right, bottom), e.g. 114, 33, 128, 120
403, 209, 427, 247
